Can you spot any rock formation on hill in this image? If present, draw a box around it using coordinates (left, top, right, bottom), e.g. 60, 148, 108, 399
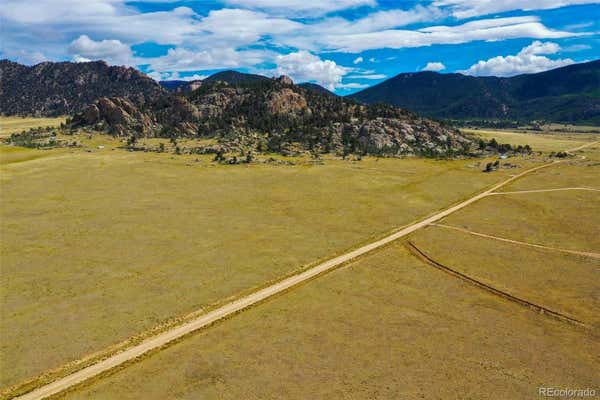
0, 60, 165, 116
70, 75, 473, 157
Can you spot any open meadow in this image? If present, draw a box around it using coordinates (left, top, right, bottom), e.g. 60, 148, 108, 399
0, 125, 545, 392
462, 128, 598, 152
1, 120, 598, 399
0, 117, 66, 138
59, 242, 599, 400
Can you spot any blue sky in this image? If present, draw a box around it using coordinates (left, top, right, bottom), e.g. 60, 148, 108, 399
1, 0, 598, 93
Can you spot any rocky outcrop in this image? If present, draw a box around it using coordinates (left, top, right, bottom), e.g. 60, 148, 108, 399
267, 88, 310, 116
70, 75, 474, 157
276, 75, 294, 85
71, 97, 154, 135
0, 60, 165, 116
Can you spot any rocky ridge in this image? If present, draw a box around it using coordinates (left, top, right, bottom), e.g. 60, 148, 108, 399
0, 60, 165, 116
70, 75, 473, 157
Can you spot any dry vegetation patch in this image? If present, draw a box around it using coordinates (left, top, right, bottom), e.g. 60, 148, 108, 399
410, 226, 599, 328
1, 142, 528, 388
61, 244, 599, 400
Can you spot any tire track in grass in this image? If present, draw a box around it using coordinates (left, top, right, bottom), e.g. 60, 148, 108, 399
405, 241, 591, 330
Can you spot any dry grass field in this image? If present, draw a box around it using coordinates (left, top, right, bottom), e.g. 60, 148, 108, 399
1, 134, 536, 389
462, 128, 597, 152
60, 243, 599, 400
0, 116, 66, 138
2, 121, 598, 398
438, 190, 600, 252
410, 226, 599, 327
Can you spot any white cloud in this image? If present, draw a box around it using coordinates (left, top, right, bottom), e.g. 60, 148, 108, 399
68, 35, 133, 65
347, 73, 387, 79
273, 51, 349, 90
369, 57, 376, 62
0, 49, 48, 65
461, 40, 576, 76
422, 62, 446, 71
195, 8, 302, 48
73, 55, 92, 63
433, 0, 600, 18
222, 0, 376, 16
563, 44, 592, 52
337, 82, 370, 89
316, 6, 445, 34
147, 47, 273, 74
311, 16, 581, 52
0, 1, 201, 45
147, 71, 208, 81
353, 56, 364, 64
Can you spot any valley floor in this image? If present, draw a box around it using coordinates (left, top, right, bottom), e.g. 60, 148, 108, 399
0, 119, 598, 399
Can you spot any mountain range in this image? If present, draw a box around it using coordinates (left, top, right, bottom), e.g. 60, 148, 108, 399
349, 60, 600, 124
0, 59, 598, 124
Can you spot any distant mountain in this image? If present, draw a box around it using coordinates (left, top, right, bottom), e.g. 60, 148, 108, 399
161, 72, 337, 97
203, 70, 270, 85
159, 80, 188, 91
0, 60, 165, 116
349, 60, 600, 124
160, 70, 269, 93
160, 80, 203, 93
298, 82, 337, 97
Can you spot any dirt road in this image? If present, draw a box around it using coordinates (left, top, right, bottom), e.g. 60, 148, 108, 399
13, 142, 598, 400
431, 223, 600, 259
491, 187, 600, 195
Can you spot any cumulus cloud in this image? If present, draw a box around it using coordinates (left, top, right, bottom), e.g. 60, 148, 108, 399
273, 51, 349, 90
147, 47, 273, 74
68, 35, 133, 65
147, 71, 208, 81
0, 1, 201, 45
196, 8, 302, 48
433, 0, 599, 18
353, 56, 364, 64
422, 62, 446, 71
461, 40, 576, 76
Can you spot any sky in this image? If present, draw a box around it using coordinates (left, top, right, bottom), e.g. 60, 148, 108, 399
1, 0, 598, 93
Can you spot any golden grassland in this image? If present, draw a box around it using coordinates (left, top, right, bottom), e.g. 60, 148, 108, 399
410, 226, 599, 327
1, 139, 537, 388
461, 128, 597, 152
409, 143, 599, 328
1, 120, 597, 395
0, 116, 66, 137
59, 243, 599, 400
498, 144, 600, 191
439, 190, 600, 252
56, 128, 598, 400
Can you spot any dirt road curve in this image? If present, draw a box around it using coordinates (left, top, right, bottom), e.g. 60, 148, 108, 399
432, 223, 600, 260
13, 141, 598, 400
491, 187, 600, 195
